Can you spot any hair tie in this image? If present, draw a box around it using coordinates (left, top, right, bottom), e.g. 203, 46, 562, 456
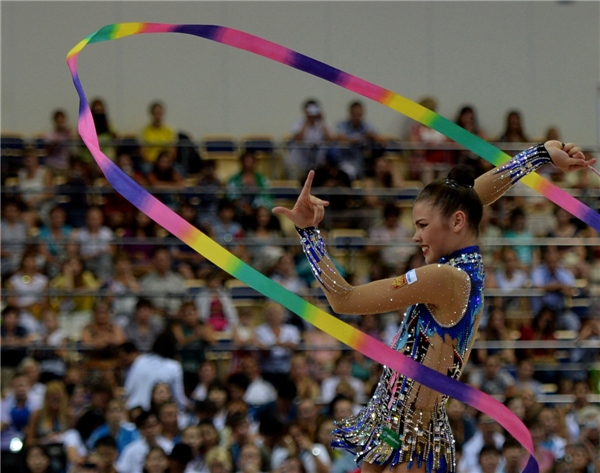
445, 178, 472, 189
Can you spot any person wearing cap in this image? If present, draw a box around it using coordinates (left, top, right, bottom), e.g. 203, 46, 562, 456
287, 99, 334, 181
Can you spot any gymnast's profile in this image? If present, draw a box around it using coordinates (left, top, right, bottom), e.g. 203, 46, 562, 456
273, 141, 594, 473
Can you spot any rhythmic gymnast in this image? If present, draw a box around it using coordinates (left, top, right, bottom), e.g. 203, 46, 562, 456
273, 141, 595, 473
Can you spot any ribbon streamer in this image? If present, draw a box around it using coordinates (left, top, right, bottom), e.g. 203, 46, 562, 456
65, 23, 568, 472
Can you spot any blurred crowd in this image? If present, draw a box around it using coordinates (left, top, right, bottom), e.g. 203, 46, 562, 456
1, 98, 600, 473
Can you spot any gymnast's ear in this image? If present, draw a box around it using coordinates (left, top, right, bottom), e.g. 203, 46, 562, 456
450, 210, 467, 233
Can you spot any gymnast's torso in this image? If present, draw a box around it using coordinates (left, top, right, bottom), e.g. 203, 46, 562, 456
331, 246, 484, 473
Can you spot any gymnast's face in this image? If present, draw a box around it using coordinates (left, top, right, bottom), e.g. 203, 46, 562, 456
412, 201, 454, 264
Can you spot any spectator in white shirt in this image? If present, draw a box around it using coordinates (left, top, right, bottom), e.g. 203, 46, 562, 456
124, 331, 187, 411
254, 302, 300, 388
117, 411, 173, 473
457, 414, 504, 473
320, 354, 366, 405
139, 248, 185, 317
240, 356, 277, 413
73, 206, 115, 281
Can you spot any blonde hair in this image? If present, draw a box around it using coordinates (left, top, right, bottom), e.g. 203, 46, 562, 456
39, 381, 70, 434
205, 447, 233, 472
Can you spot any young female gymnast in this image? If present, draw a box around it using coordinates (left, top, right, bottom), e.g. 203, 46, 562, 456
273, 141, 593, 473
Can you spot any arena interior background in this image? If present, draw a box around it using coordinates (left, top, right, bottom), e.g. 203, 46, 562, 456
2, 1, 599, 147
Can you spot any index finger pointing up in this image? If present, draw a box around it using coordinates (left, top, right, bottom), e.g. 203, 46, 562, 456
300, 170, 315, 198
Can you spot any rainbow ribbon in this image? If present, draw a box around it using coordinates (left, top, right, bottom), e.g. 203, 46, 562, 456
65, 22, 598, 473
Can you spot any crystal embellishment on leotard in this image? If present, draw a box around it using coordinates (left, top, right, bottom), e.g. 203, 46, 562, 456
493, 143, 552, 185
330, 246, 484, 473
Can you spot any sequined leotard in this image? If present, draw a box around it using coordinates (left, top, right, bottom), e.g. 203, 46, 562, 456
330, 246, 483, 473
295, 144, 553, 473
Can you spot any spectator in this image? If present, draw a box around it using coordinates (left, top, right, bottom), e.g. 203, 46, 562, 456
531, 245, 579, 330
1, 306, 33, 369
80, 98, 118, 163
453, 105, 490, 176
122, 210, 161, 272
231, 309, 259, 371
363, 155, 403, 224
365, 203, 412, 270
245, 206, 285, 274
17, 358, 47, 409
227, 151, 274, 216
538, 407, 567, 460
498, 110, 529, 145
94, 436, 120, 473
457, 414, 504, 473
236, 442, 265, 473
564, 380, 593, 442
197, 159, 222, 229
191, 360, 219, 403
157, 402, 181, 444
521, 388, 544, 426
168, 443, 193, 473
206, 200, 245, 255
240, 357, 277, 413
406, 96, 451, 183
314, 418, 354, 473
75, 380, 114, 445
475, 306, 516, 365
73, 207, 115, 281
172, 302, 216, 373
205, 447, 233, 473
289, 354, 320, 401
171, 201, 207, 279
17, 146, 53, 222
139, 247, 186, 317
476, 444, 500, 473
1, 200, 28, 277
124, 298, 163, 353
44, 108, 75, 173
124, 331, 187, 411
503, 206, 534, 268
269, 252, 308, 299
254, 302, 300, 388
528, 422, 555, 473
195, 270, 239, 333
335, 101, 383, 180
479, 205, 502, 264
38, 206, 74, 279
321, 354, 366, 405
141, 101, 176, 170
198, 421, 220, 454
493, 247, 529, 313
24, 380, 71, 447
513, 359, 544, 396
116, 411, 173, 473
147, 151, 184, 209
518, 306, 558, 365
445, 398, 476, 447
0, 372, 37, 451
499, 437, 526, 473
143, 446, 170, 473
81, 300, 126, 364
329, 395, 355, 422
180, 425, 203, 473
285, 423, 331, 473
102, 252, 141, 323
150, 383, 174, 416
286, 98, 334, 181
469, 354, 517, 398
23, 444, 52, 473
207, 381, 229, 431
54, 156, 92, 228
311, 149, 352, 217
87, 399, 138, 454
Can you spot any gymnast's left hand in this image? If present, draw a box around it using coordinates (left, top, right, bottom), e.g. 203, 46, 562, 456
273, 170, 329, 228
545, 140, 597, 172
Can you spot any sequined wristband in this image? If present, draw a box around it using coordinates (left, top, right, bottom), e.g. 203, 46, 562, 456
296, 226, 351, 295
493, 143, 553, 184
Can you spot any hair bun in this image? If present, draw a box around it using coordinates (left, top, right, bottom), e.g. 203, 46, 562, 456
447, 165, 476, 188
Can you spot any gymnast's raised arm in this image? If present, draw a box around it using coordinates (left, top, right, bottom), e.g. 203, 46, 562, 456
473, 140, 594, 207
272, 172, 470, 320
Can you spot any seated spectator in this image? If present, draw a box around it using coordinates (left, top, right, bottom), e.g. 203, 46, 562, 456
1, 200, 28, 277
363, 155, 403, 224
528, 422, 555, 473
231, 309, 259, 373
54, 156, 92, 228
240, 356, 277, 415
122, 210, 161, 272
227, 151, 274, 219
24, 380, 71, 447
519, 306, 558, 365
513, 359, 544, 396
503, 206, 534, 268
207, 382, 230, 431
180, 425, 203, 473
75, 380, 114, 445
479, 205, 502, 264
475, 306, 516, 365
198, 420, 220, 454
157, 402, 181, 444
172, 302, 216, 373
206, 199, 245, 255
23, 444, 53, 473
80, 98, 118, 163
169, 443, 193, 473
406, 96, 451, 183
457, 413, 504, 473
245, 206, 285, 274
269, 252, 308, 298
34, 309, 68, 382
116, 411, 173, 473
73, 206, 115, 281
0, 371, 37, 451
493, 247, 529, 313
321, 354, 366, 405
468, 354, 517, 398
17, 146, 53, 224
531, 245, 580, 331
144, 446, 171, 473
93, 436, 120, 473
124, 331, 187, 411
254, 303, 300, 388
452, 105, 490, 177
171, 201, 208, 279
235, 440, 265, 473
195, 270, 239, 334
102, 252, 141, 323
497, 110, 529, 148
139, 247, 186, 317
365, 203, 412, 270
286, 98, 334, 181
500, 437, 526, 473
335, 100, 384, 181
521, 388, 544, 426
141, 101, 176, 171
312, 149, 352, 217
123, 298, 164, 353
44, 108, 75, 173
87, 399, 139, 454
81, 300, 126, 363
289, 354, 320, 401
197, 160, 222, 229
329, 395, 355, 422
147, 151, 184, 209
564, 379, 593, 442
205, 447, 233, 473
538, 406, 567, 460
191, 360, 218, 402
285, 423, 331, 473
150, 383, 175, 416
17, 358, 47, 410
476, 444, 501, 473
38, 206, 73, 279
1, 305, 33, 369
446, 398, 476, 447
